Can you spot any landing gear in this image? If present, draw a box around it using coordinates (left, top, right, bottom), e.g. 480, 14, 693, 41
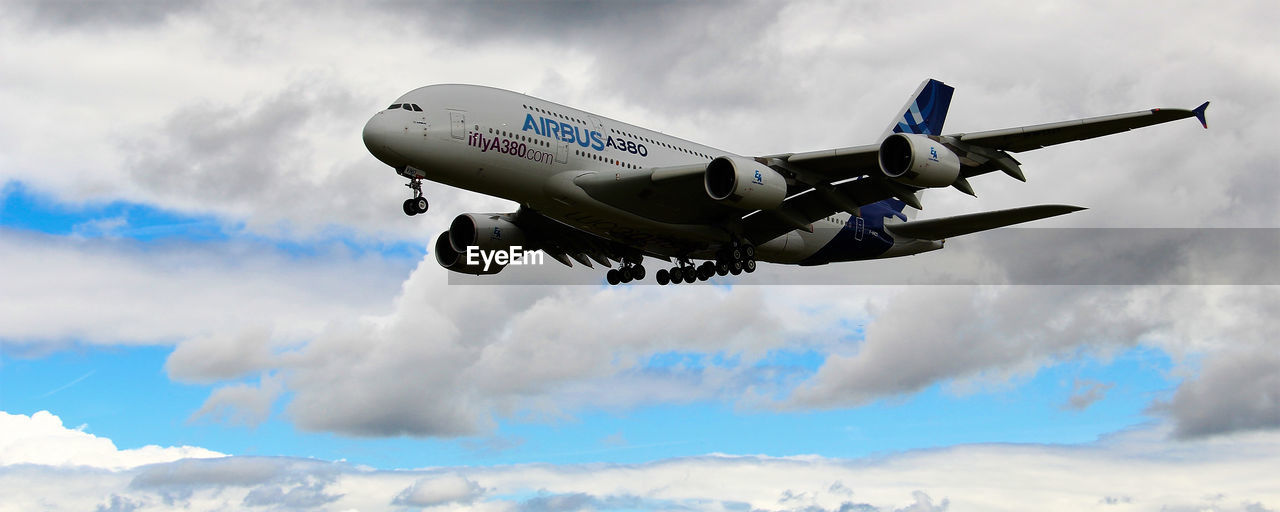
715, 241, 756, 277
628, 242, 757, 287
403, 178, 428, 216
605, 258, 646, 286
656, 259, 712, 285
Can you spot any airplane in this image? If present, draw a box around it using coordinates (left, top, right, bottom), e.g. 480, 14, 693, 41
362, 79, 1208, 285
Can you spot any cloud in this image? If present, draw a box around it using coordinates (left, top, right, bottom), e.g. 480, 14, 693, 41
787, 285, 1280, 419
394, 474, 485, 507
0, 229, 407, 350
3, 420, 1280, 511
0, 410, 223, 470
1161, 348, 1280, 439
8, 0, 209, 29
190, 374, 285, 427
1063, 379, 1115, 411
271, 262, 848, 437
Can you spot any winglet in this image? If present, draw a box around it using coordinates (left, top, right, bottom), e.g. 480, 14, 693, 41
1192, 101, 1210, 129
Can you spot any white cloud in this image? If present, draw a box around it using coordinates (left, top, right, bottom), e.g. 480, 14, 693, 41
0, 230, 408, 350
0, 410, 223, 470
393, 473, 485, 507
2, 417, 1279, 511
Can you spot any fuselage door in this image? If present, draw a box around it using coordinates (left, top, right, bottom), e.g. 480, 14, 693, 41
588, 115, 606, 133
555, 142, 568, 164
449, 110, 466, 140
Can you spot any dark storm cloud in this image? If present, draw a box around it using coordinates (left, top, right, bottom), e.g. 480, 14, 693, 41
10, 0, 208, 29
378, 0, 788, 114
1161, 348, 1280, 439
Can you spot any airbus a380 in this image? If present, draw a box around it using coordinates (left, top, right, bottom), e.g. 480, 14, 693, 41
362, 79, 1208, 285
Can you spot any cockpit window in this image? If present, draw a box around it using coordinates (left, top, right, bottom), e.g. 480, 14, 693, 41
401, 104, 411, 110
411, 104, 422, 112
388, 104, 402, 110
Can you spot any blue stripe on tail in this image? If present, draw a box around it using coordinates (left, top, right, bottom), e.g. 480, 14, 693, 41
892, 79, 954, 135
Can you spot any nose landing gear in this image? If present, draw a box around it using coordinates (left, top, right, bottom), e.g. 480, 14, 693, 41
402, 178, 428, 216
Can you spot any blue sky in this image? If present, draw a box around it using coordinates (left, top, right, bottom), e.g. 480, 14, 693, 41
1, 2, 1277, 511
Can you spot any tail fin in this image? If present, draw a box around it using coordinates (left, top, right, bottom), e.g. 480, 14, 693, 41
880, 78, 955, 139
878, 78, 955, 220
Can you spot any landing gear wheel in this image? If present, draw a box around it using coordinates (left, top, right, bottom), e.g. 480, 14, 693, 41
403, 178, 428, 216
620, 266, 633, 283
669, 267, 682, 284
683, 266, 697, 283
730, 264, 742, 275
716, 261, 729, 276
607, 269, 621, 285
730, 247, 742, 261
745, 259, 757, 273
743, 245, 755, 259
698, 261, 715, 281
632, 264, 646, 281
656, 269, 669, 285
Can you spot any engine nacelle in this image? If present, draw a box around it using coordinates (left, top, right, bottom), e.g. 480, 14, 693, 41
448, 213, 526, 254
704, 156, 788, 210
435, 232, 505, 275
878, 133, 961, 188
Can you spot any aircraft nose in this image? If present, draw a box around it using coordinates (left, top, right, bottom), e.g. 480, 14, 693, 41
362, 112, 404, 167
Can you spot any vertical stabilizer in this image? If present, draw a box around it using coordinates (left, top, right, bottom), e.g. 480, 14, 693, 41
881, 78, 955, 139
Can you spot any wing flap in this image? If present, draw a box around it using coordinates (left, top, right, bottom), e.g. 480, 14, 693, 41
742, 177, 906, 244
886, 204, 1085, 240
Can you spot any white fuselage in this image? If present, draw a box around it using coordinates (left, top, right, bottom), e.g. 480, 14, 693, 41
362, 84, 919, 264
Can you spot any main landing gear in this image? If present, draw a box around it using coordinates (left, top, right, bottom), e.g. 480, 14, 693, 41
402, 178, 428, 216
653, 243, 756, 286
606, 259, 646, 285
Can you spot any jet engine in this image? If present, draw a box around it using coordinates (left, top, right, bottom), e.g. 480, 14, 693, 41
878, 133, 961, 188
434, 232, 505, 275
704, 156, 788, 210
448, 213, 526, 253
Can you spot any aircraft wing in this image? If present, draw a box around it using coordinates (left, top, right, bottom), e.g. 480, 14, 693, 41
739, 100, 1209, 243
767, 102, 1209, 183
954, 103, 1210, 153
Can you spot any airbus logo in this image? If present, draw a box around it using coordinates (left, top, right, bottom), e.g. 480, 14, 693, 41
521, 114, 648, 156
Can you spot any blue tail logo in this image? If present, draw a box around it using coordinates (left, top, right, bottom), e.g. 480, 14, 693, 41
893, 79, 954, 136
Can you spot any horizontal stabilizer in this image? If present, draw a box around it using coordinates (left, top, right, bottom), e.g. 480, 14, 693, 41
886, 204, 1085, 240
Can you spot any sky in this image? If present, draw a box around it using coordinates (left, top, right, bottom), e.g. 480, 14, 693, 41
1, 1, 1278, 511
